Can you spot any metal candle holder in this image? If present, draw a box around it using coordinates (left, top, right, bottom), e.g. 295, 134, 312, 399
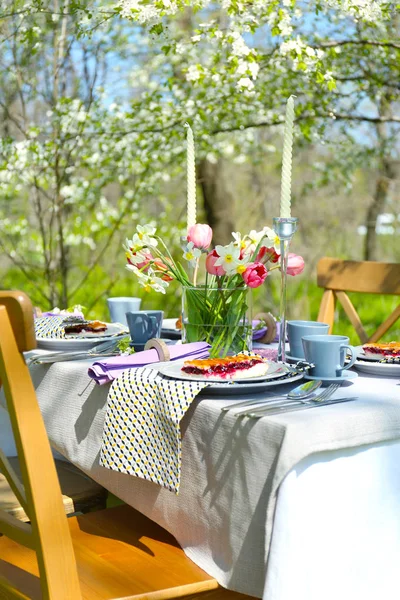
272, 217, 298, 363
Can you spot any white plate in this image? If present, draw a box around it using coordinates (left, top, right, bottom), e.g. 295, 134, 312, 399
36, 322, 128, 351
162, 318, 181, 331
158, 360, 290, 384
352, 360, 400, 377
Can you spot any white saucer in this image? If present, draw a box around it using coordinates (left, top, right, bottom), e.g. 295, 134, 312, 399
304, 370, 358, 384
285, 353, 305, 363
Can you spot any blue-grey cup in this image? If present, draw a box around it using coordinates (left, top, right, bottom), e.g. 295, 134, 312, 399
126, 310, 163, 344
287, 320, 330, 359
107, 297, 142, 326
302, 334, 357, 379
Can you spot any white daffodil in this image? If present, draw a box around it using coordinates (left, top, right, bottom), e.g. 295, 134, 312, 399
262, 226, 281, 253
233, 257, 251, 275
182, 242, 201, 266
126, 263, 147, 280
232, 231, 247, 251
241, 228, 270, 256
139, 273, 169, 294
136, 223, 158, 247
126, 250, 144, 266
214, 242, 241, 274
232, 231, 242, 247
126, 264, 168, 293
248, 229, 266, 246
123, 235, 145, 254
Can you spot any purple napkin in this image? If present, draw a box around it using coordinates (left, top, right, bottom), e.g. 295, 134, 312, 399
88, 342, 210, 385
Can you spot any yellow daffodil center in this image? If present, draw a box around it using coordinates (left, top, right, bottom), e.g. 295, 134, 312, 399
236, 264, 247, 274
186, 251, 194, 261
225, 254, 233, 263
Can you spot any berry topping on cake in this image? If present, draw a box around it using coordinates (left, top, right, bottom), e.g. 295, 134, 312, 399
181, 353, 270, 380
362, 342, 400, 359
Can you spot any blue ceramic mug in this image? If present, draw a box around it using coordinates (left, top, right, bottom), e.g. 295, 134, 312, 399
287, 320, 330, 359
126, 310, 163, 344
302, 334, 357, 379
107, 297, 142, 326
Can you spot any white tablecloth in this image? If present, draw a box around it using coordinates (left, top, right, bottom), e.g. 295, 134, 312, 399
1, 359, 400, 600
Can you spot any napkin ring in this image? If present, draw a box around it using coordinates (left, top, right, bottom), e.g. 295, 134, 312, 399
144, 338, 171, 362
254, 312, 277, 344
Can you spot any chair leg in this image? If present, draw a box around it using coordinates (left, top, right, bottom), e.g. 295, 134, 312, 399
318, 290, 335, 333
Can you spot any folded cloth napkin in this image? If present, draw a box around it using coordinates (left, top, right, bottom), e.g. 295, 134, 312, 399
88, 342, 210, 385
34, 315, 66, 339
100, 366, 212, 493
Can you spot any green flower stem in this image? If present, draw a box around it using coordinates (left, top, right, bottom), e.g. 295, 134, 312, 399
182, 285, 251, 357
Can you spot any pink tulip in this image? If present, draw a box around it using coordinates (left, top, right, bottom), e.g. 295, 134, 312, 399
242, 262, 268, 288
187, 224, 213, 250
206, 249, 226, 276
287, 253, 305, 276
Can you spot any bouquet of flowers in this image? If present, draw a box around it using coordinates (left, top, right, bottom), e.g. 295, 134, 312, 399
124, 223, 304, 357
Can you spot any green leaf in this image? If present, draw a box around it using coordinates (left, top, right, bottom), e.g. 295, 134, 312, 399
327, 79, 336, 91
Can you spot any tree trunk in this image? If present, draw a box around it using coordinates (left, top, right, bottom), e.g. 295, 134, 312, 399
198, 158, 235, 247
364, 88, 398, 261
364, 158, 395, 261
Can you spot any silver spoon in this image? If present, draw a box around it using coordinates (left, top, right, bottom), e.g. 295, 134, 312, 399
222, 379, 322, 414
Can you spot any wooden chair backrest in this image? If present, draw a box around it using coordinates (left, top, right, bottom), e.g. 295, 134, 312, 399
317, 258, 400, 343
0, 292, 36, 353
0, 292, 82, 599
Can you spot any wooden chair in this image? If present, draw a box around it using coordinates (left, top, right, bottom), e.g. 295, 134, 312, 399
0, 291, 254, 599
317, 258, 400, 343
0, 292, 107, 522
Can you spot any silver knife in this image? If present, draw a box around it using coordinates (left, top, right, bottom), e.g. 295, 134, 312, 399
223, 393, 319, 416
246, 397, 357, 418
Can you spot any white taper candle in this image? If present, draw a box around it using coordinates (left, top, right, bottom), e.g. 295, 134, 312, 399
280, 95, 295, 218
184, 122, 196, 230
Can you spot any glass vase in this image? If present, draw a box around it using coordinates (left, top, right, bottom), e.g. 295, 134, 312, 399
181, 285, 252, 358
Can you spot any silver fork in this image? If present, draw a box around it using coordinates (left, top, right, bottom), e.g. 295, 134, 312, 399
240, 383, 341, 418
26, 338, 123, 365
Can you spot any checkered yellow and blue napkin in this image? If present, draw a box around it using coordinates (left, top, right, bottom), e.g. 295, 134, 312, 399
100, 365, 211, 493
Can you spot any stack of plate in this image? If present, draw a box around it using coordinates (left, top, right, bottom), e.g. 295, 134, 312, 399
36, 322, 128, 351
352, 346, 400, 377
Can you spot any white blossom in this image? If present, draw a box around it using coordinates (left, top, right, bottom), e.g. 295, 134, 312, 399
186, 65, 202, 82
237, 77, 254, 91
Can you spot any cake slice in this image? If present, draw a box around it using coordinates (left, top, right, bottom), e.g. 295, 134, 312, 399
181, 353, 270, 380
62, 317, 107, 334
362, 342, 400, 359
